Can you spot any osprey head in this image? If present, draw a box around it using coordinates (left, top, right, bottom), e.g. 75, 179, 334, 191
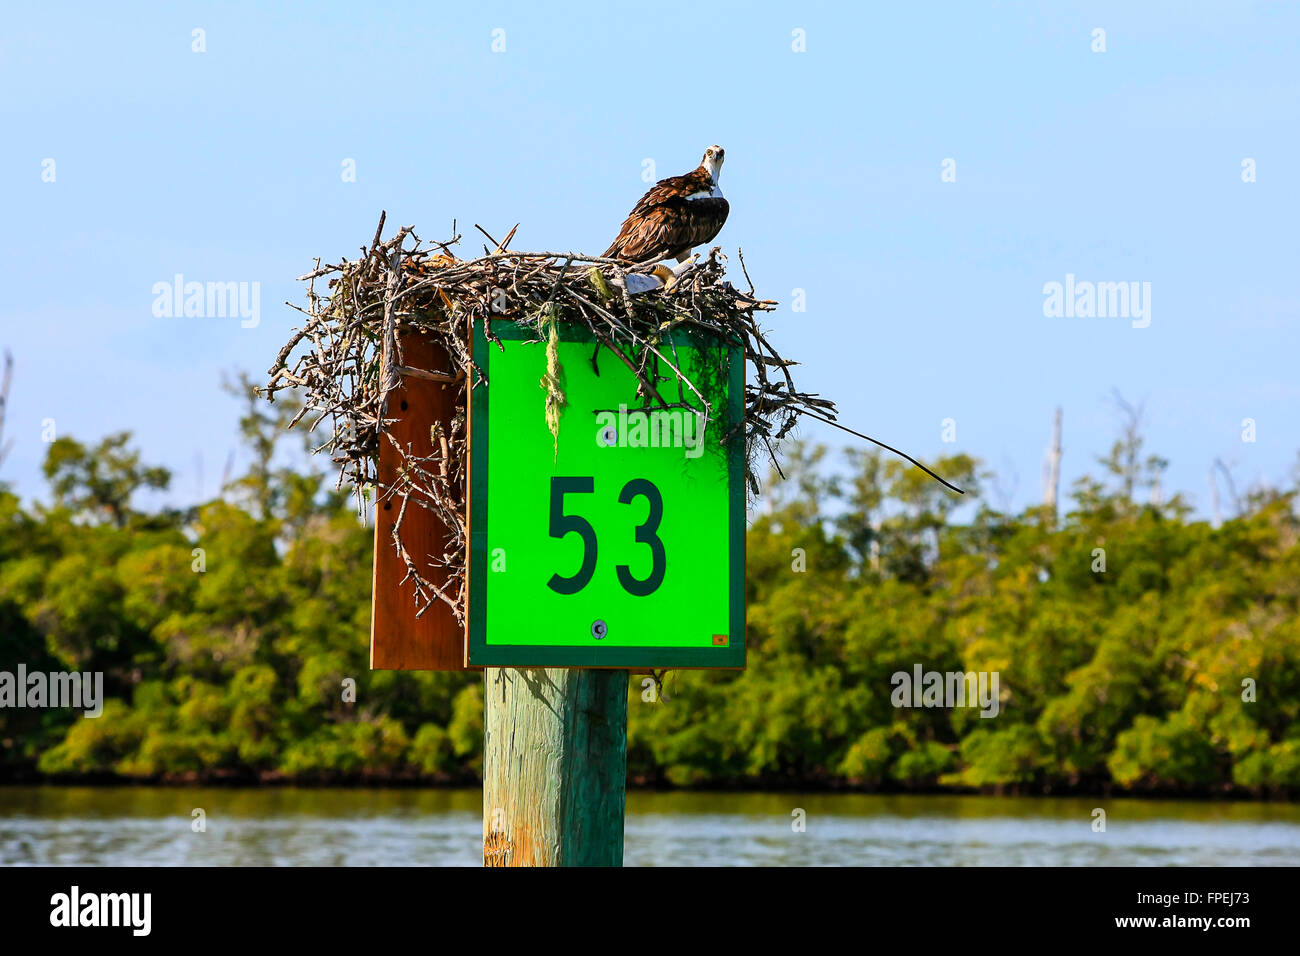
702, 145, 725, 182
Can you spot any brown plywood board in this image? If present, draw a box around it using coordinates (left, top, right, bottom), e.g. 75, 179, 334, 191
370, 332, 467, 671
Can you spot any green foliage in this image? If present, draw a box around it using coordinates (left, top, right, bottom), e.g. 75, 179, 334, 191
42, 432, 171, 527
278, 718, 410, 777
838, 727, 893, 783
447, 683, 485, 773
409, 723, 455, 775
2, 414, 479, 783
2, 405, 1299, 795
36, 700, 142, 775
953, 725, 1048, 788
893, 741, 956, 785
629, 436, 1300, 795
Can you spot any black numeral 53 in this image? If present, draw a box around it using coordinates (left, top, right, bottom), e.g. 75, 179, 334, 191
546, 477, 666, 596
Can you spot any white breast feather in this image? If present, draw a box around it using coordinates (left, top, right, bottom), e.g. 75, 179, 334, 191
685, 184, 724, 200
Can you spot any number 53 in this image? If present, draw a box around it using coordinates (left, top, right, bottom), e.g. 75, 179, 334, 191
547, 476, 666, 596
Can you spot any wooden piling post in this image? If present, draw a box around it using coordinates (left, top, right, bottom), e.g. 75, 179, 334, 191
483, 667, 628, 867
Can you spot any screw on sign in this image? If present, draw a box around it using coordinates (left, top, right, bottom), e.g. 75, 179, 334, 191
592, 620, 608, 640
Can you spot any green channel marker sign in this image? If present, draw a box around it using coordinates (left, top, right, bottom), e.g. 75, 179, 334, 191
468, 318, 745, 668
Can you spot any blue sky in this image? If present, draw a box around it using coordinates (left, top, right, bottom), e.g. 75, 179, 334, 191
2, 1, 1297, 516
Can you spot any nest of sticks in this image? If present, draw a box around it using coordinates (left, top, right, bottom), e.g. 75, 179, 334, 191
265, 213, 837, 622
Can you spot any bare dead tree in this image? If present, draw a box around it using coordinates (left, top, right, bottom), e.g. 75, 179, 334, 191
992, 455, 1019, 513
0, 349, 14, 473
1209, 465, 1220, 529
1042, 406, 1062, 518
1209, 457, 1240, 528
1109, 389, 1143, 502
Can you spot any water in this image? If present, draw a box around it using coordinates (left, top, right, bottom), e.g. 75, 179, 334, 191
2, 787, 1298, 866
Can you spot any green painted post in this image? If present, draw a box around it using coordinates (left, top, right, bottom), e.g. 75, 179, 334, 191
482, 667, 628, 867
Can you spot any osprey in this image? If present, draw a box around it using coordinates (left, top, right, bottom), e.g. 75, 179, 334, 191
602, 145, 729, 265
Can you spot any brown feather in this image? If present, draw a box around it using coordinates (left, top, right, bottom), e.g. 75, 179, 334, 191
603, 166, 729, 264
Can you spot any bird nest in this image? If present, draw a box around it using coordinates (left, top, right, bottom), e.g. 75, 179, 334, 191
264, 213, 836, 622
